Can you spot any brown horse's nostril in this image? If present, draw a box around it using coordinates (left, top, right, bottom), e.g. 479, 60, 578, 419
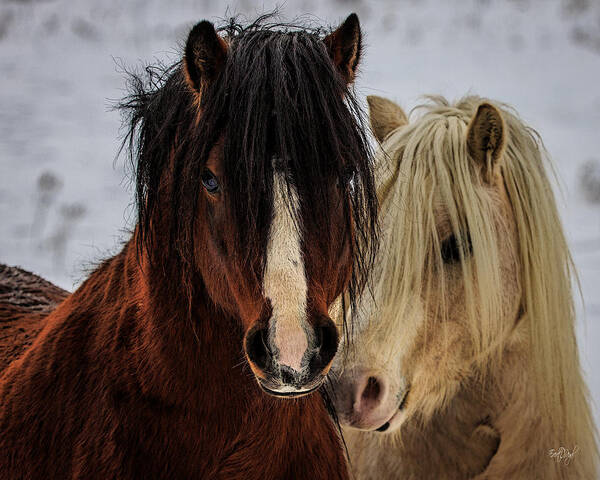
308, 319, 339, 377
245, 326, 272, 372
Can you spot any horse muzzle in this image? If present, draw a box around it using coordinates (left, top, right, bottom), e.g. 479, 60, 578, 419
244, 315, 338, 397
329, 367, 410, 432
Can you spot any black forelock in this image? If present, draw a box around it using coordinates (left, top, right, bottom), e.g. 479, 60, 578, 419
118, 16, 378, 325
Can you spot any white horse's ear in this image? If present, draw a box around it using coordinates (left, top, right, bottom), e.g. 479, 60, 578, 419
367, 96, 408, 143
466, 103, 506, 183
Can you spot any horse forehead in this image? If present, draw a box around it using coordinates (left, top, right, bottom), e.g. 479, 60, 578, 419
206, 140, 224, 175
271, 155, 286, 174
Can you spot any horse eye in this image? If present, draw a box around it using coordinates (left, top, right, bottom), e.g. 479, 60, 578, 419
440, 234, 472, 264
201, 169, 220, 194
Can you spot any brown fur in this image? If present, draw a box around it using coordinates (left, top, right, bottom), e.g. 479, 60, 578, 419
0, 265, 68, 372
0, 238, 348, 479
323, 13, 362, 83
0, 15, 380, 479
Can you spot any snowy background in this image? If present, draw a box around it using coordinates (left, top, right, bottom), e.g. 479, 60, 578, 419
1, 0, 598, 432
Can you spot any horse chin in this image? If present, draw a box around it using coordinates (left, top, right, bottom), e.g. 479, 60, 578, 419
343, 407, 407, 434
257, 377, 324, 399
371, 386, 411, 433
371, 407, 408, 434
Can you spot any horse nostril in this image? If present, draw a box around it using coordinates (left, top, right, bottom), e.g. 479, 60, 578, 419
245, 326, 271, 372
319, 322, 338, 364
308, 319, 339, 376
362, 377, 382, 402
356, 374, 387, 413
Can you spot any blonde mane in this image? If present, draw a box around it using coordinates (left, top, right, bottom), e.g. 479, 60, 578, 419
372, 95, 597, 463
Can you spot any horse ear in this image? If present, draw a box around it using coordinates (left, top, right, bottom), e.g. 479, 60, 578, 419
466, 103, 506, 183
184, 21, 228, 93
367, 96, 408, 143
324, 13, 362, 83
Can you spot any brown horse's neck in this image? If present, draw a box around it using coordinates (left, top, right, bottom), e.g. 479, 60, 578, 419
0, 234, 349, 479
57, 233, 260, 417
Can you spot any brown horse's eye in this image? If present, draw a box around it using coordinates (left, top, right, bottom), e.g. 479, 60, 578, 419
201, 169, 220, 194
441, 233, 472, 264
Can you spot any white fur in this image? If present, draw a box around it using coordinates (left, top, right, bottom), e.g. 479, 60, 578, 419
263, 171, 308, 372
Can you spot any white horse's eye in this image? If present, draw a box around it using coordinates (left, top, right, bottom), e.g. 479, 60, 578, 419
440, 233, 472, 264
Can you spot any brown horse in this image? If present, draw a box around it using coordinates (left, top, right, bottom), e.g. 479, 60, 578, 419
0, 15, 378, 479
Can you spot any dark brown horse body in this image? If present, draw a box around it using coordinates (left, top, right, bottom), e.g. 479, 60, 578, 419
0, 14, 377, 480
0, 265, 68, 372
0, 248, 344, 478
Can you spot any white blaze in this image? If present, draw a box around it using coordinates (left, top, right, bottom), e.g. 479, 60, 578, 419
263, 171, 308, 372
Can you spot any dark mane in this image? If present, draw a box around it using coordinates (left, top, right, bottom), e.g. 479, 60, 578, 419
2, 16, 375, 478
118, 16, 378, 326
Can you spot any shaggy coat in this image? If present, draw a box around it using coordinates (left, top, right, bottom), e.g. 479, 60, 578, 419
331, 96, 598, 479
0, 15, 378, 479
0, 252, 347, 479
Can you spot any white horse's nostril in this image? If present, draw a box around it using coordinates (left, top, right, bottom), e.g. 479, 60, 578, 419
362, 377, 382, 401
355, 374, 387, 414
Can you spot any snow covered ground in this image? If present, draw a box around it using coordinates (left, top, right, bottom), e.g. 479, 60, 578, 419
1, 0, 598, 432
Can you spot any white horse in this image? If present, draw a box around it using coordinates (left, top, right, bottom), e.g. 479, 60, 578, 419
330, 95, 598, 479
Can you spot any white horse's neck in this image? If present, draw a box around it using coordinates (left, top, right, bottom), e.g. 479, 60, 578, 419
346, 320, 593, 479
